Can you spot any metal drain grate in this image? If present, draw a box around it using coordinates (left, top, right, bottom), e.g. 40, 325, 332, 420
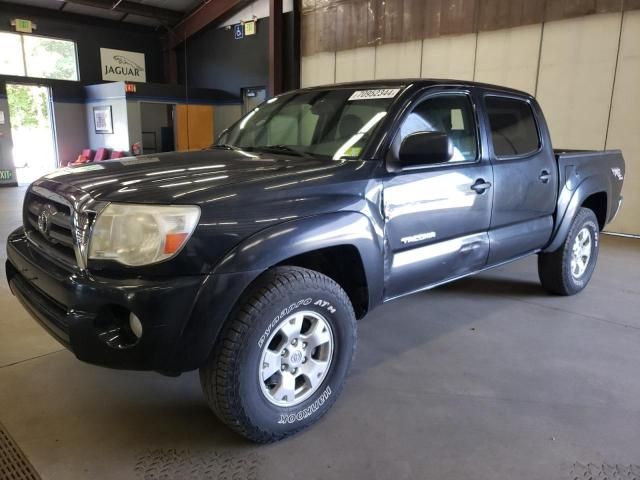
0, 423, 41, 480
135, 449, 262, 480
571, 462, 640, 480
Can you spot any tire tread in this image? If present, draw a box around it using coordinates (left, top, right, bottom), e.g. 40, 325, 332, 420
538, 207, 599, 296
200, 266, 356, 443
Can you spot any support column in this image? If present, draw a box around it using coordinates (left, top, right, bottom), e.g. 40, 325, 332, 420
269, 0, 284, 96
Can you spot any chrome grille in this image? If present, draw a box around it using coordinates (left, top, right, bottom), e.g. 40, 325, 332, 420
23, 190, 77, 267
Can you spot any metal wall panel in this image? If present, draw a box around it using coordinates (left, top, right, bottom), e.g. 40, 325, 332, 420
544, 0, 623, 21
536, 12, 621, 149
421, 33, 477, 80
606, 9, 640, 234
477, 0, 545, 30
475, 24, 542, 93
424, 0, 479, 37
302, 0, 640, 56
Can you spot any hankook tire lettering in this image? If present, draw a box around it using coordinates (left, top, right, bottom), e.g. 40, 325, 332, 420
277, 386, 332, 424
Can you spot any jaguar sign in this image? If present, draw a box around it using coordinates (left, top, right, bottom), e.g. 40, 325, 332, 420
100, 48, 146, 83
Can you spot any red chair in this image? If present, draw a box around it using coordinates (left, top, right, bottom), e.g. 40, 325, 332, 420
110, 151, 125, 159
82, 149, 95, 161
94, 148, 111, 162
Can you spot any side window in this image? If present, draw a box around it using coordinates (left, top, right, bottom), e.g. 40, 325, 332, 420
396, 95, 478, 162
485, 96, 540, 157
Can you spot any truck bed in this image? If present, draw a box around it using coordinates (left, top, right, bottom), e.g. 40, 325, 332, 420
554, 148, 624, 227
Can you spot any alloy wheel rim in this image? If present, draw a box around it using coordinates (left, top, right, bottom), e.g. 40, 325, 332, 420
570, 227, 592, 279
259, 310, 334, 407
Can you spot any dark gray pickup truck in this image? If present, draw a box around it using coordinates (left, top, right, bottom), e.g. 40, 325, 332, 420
6, 80, 625, 442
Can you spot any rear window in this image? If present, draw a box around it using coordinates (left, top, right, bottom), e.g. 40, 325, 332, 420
485, 96, 540, 157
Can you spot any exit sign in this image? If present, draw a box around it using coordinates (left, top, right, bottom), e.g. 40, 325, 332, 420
14, 19, 33, 33
0, 170, 13, 181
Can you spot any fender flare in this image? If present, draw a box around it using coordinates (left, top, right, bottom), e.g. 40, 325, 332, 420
544, 176, 608, 252
214, 211, 386, 309
167, 212, 385, 372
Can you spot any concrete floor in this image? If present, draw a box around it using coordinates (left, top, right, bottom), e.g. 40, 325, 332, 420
1, 185, 640, 480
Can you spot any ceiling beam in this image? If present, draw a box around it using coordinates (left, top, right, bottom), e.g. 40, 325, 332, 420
169, 0, 250, 47
60, 0, 183, 24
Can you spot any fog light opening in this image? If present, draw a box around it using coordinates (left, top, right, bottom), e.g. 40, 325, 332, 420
129, 313, 143, 339
94, 305, 142, 349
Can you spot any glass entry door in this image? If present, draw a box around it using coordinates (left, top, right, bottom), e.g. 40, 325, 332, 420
6, 83, 57, 184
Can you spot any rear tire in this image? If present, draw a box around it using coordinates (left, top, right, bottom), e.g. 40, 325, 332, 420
538, 207, 599, 296
199, 266, 357, 443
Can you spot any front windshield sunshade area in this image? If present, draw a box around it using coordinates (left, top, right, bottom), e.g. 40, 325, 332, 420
220, 88, 402, 160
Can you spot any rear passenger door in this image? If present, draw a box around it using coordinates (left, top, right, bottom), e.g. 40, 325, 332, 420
481, 93, 558, 264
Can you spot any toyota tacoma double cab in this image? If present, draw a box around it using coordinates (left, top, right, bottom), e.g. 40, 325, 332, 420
6, 80, 625, 443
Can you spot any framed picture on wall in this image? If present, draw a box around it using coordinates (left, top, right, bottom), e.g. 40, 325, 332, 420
93, 106, 113, 134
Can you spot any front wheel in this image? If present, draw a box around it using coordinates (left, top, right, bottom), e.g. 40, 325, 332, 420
538, 207, 600, 296
200, 266, 357, 443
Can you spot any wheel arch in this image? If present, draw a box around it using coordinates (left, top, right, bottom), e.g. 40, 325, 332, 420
544, 176, 608, 252
214, 211, 385, 315
581, 191, 608, 230
275, 245, 369, 319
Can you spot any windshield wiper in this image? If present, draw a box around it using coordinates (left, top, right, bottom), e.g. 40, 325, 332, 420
248, 145, 315, 159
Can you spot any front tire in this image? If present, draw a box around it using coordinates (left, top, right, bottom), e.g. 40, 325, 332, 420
200, 266, 357, 443
538, 207, 600, 296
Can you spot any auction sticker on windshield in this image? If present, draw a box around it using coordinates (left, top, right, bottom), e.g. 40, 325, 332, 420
348, 89, 401, 101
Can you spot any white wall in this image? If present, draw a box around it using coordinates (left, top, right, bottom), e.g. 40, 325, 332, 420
126, 100, 142, 153
335, 47, 375, 83
475, 24, 542, 95
85, 98, 130, 153
53, 102, 88, 166
301, 52, 336, 87
300, 12, 640, 235
422, 33, 476, 81
606, 10, 640, 234
375, 41, 422, 79
536, 13, 620, 150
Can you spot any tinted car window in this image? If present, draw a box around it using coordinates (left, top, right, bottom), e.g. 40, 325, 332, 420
485, 96, 540, 157
395, 95, 478, 162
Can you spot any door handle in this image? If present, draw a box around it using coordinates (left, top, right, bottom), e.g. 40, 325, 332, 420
471, 179, 492, 194
539, 170, 550, 184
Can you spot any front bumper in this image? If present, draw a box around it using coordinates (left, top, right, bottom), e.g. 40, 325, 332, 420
6, 228, 258, 373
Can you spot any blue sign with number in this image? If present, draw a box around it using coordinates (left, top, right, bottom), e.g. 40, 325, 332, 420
234, 24, 244, 40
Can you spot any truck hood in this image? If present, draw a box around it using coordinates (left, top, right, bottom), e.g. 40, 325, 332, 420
42, 149, 364, 204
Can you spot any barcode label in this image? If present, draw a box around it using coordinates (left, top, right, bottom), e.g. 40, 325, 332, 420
348, 89, 401, 101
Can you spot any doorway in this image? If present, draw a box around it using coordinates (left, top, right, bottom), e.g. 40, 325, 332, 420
242, 87, 267, 114
140, 102, 175, 154
6, 83, 57, 184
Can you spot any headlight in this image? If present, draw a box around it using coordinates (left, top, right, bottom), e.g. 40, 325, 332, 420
89, 203, 200, 266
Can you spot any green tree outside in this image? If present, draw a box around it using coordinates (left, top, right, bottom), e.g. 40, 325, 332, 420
6, 84, 50, 129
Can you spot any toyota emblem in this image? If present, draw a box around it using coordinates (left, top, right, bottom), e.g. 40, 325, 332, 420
37, 204, 57, 237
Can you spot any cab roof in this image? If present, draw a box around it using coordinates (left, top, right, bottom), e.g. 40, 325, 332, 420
297, 78, 532, 98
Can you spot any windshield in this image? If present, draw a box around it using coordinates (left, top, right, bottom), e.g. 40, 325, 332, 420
218, 87, 403, 160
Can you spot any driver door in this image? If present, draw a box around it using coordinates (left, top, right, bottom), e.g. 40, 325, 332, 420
383, 90, 493, 300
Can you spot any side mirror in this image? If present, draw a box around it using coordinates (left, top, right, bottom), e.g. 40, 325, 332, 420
398, 131, 453, 167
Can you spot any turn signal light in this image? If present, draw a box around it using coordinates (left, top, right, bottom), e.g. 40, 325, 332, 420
164, 232, 189, 255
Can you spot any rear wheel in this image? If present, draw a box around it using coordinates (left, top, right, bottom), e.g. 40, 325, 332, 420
538, 207, 600, 296
199, 266, 357, 443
